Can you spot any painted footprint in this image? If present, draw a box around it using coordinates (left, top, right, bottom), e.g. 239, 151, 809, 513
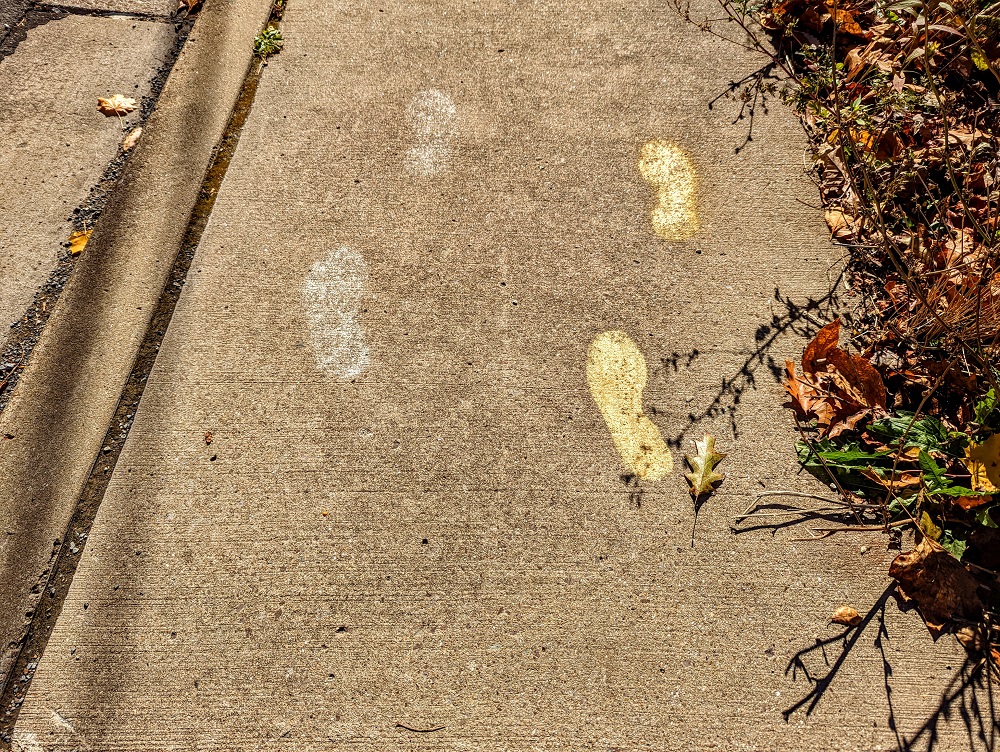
404, 89, 456, 176
587, 330, 673, 480
302, 246, 370, 379
637, 140, 699, 240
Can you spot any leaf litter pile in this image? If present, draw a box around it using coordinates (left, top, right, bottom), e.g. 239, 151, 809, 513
675, 0, 1000, 661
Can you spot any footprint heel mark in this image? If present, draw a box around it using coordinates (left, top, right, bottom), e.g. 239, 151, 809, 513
637, 140, 699, 240
404, 89, 456, 177
302, 246, 370, 379
587, 330, 673, 480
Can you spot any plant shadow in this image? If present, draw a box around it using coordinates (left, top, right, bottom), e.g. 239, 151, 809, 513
784, 584, 999, 751
658, 271, 845, 450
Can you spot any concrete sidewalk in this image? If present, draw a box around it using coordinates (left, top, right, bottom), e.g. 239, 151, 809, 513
0, 5, 178, 356
11, 0, 977, 749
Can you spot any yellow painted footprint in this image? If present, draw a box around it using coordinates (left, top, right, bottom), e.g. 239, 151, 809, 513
587, 330, 673, 480
637, 140, 699, 240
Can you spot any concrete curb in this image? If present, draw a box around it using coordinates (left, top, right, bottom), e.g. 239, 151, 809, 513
0, 0, 273, 693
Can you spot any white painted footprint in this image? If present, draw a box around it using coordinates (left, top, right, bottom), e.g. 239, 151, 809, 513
404, 89, 456, 176
302, 247, 370, 379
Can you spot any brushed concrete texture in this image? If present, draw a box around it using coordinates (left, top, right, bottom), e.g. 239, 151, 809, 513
0, 0, 272, 687
14, 0, 977, 750
0, 14, 173, 352
62, 0, 177, 16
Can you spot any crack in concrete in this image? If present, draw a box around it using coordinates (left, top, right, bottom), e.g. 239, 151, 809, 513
0, 3, 286, 743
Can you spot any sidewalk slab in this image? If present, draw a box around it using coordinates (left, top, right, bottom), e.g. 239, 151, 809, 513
0, 0, 272, 708
0, 13, 174, 353
14, 0, 973, 749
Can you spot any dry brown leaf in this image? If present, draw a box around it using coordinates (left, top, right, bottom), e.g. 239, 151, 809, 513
826, 4, 865, 35
889, 537, 983, 636
824, 208, 856, 240
177, 0, 203, 11
858, 467, 922, 491
121, 126, 142, 152
97, 94, 138, 117
204, 431, 214, 446
797, 320, 886, 436
955, 495, 991, 511
783, 359, 818, 416
831, 605, 862, 627
68, 229, 92, 257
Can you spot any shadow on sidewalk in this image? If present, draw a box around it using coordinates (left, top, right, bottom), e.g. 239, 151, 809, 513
783, 583, 999, 752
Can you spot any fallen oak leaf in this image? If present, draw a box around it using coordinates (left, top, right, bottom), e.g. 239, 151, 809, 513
889, 536, 983, 637
797, 320, 886, 437
831, 605, 863, 627
955, 495, 991, 511
67, 229, 92, 257
783, 359, 820, 416
97, 94, 138, 117
684, 434, 726, 498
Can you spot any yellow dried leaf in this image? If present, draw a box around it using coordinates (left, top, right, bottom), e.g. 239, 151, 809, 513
831, 605, 862, 627
68, 229, 92, 257
964, 435, 1000, 492
97, 94, 138, 117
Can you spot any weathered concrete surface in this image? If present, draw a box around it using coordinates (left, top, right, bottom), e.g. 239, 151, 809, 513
65, 0, 177, 16
0, 0, 271, 693
0, 14, 173, 352
14, 0, 978, 749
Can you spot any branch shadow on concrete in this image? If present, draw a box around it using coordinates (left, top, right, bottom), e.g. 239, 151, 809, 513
708, 62, 784, 155
783, 583, 999, 751
660, 270, 845, 450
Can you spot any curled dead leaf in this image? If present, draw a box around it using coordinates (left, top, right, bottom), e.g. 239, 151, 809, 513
889, 536, 982, 636
97, 94, 138, 117
824, 208, 856, 240
831, 605, 862, 627
825, 3, 865, 35
795, 320, 886, 436
121, 126, 142, 152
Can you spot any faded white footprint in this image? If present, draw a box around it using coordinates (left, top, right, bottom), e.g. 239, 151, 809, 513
302, 247, 370, 379
404, 89, 456, 176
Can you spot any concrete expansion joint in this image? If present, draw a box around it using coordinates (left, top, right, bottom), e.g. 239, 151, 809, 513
29, 3, 181, 23
0, 15, 193, 416
0, 0, 282, 744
